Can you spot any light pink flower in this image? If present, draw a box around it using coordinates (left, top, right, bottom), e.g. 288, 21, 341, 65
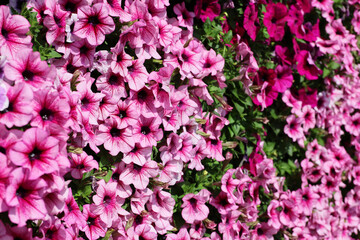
69, 152, 99, 179
73, 3, 115, 46
0, 5, 32, 57
181, 189, 211, 224
120, 160, 158, 190
91, 180, 128, 227
79, 204, 107, 240
98, 118, 135, 156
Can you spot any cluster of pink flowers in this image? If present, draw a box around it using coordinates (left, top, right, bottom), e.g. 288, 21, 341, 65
0, 0, 230, 239
1, 0, 360, 239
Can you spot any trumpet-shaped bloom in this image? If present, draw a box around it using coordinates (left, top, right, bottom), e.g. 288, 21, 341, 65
8, 127, 59, 180
73, 3, 115, 46
5, 168, 47, 226
0, 5, 32, 57
181, 189, 211, 224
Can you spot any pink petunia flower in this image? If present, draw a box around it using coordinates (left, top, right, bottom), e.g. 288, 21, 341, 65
181, 189, 211, 224
43, 1, 70, 45
110, 44, 132, 76
69, 39, 96, 68
173, 2, 195, 28
8, 127, 60, 180
133, 115, 163, 148
91, 180, 128, 227
96, 72, 127, 99
98, 118, 135, 156
120, 160, 158, 190
69, 152, 99, 179
284, 115, 304, 142
263, 3, 288, 41
62, 188, 86, 228
0, 5, 32, 57
243, 3, 259, 41
79, 204, 107, 240
73, 3, 115, 46
31, 88, 70, 129
0, 83, 33, 128
4, 49, 55, 90
296, 50, 322, 80
5, 168, 47, 226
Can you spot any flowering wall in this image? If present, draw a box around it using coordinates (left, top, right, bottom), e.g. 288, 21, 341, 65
0, 0, 360, 239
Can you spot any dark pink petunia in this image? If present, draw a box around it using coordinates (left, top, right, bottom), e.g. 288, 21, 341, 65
73, 3, 115, 46
8, 127, 59, 180
0, 5, 32, 57
296, 50, 322, 80
263, 3, 288, 41
58, 0, 88, 13
273, 65, 293, 93
5, 168, 47, 226
194, 0, 221, 22
243, 3, 260, 41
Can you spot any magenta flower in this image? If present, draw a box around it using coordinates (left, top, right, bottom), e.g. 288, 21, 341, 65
97, 72, 127, 99
0, 5, 32, 57
4, 49, 55, 89
8, 127, 59, 180
43, 1, 69, 45
73, 3, 115, 46
273, 65, 293, 93
79, 204, 107, 240
345, 113, 360, 136
206, 138, 225, 161
5, 168, 47, 226
194, 0, 221, 22
296, 50, 322, 80
166, 228, 191, 240
263, 3, 288, 41
69, 152, 99, 179
91, 180, 128, 227
110, 100, 140, 129
58, 0, 88, 13
119, 160, 158, 190
243, 3, 259, 41
147, 186, 175, 219
173, 2, 195, 28
181, 189, 211, 224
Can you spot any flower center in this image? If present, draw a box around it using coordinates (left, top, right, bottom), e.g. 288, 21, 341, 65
16, 186, 27, 198
88, 16, 100, 26
141, 126, 150, 135
103, 195, 111, 206
109, 75, 120, 86
40, 108, 53, 121
1, 28, 9, 40
29, 148, 42, 161
110, 128, 121, 137
119, 110, 127, 118
22, 69, 34, 81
